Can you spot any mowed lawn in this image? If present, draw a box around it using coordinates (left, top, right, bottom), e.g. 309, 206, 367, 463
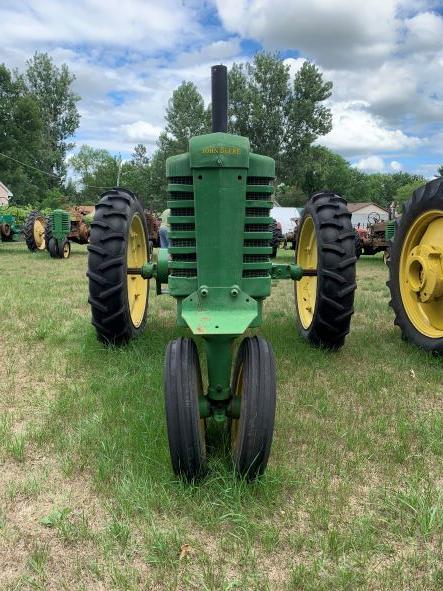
0, 242, 442, 591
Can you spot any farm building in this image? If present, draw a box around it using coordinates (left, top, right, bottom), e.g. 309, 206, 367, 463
347, 202, 389, 228
0, 181, 13, 206
270, 206, 302, 235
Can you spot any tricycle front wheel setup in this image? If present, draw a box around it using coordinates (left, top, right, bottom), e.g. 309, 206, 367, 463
295, 191, 356, 350
164, 337, 207, 481
388, 178, 443, 354
87, 188, 150, 345
230, 337, 276, 480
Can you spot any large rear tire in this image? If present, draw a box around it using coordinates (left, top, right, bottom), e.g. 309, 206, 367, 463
164, 338, 207, 481
230, 337, 276, 480
294, 191, 356, 350
87, 188, 150, 345
388, 178, 443, 354
24, 211, 46, 252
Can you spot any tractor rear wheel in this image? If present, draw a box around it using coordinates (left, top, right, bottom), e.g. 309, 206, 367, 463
87, 188, 150, 345
388, 178, 443, 354
24, 211, 46, 251
354, 230, 362, 259
294, 191, 356, 350
230, 337, 276, 480
164, 337, 207, 481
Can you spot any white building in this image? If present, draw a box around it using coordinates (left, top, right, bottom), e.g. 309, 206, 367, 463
347, 202, 389, 228
0, 181, 13, 206
270, 206, 302, 235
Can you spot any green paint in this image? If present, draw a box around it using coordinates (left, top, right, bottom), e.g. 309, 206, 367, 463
271, 263, 304, 280
51, 209, 70, 241
165, 131, 276, 408
0, 213, 21, 242
204, 336, 234, 400
385, 220, 396, 241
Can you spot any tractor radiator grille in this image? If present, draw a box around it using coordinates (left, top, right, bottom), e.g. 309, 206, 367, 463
243, 270, 269, 277
169, 191, 193, 200
170, 238, 195, 247
246, 208, 270, 217
172, 208, 194, 216
243, 175, 274, 278
244, 254, 268, 262
245, 223, 271, 232
247, 176, 272, 185
168, 176, 193, 185
247, 192, 272, 200
168, 176, 197, 278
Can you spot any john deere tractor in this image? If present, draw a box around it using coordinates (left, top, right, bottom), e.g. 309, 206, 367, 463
24, 207, 92, 258
87, 66, 357, 481
387, 178, 443, 355
0, 212, 21, 243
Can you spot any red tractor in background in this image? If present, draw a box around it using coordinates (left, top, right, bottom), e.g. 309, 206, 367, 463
354, 212, 396, 263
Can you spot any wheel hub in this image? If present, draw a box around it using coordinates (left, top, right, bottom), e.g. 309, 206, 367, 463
399, 210, 443, 338
406, 244, 443, 303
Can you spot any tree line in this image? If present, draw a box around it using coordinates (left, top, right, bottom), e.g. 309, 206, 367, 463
0, 52, 437, 211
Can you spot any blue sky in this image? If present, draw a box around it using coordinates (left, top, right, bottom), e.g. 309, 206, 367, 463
0, 0, 442, 177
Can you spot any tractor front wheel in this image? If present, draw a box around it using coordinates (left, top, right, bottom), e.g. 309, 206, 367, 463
59, 239, 71, 259
164, 338, 207, 481
294, 191, 357, 350
48, 238, 59, 258
87, 188, 150, 345
230, 337, 276, 480
388, 178, 443, 354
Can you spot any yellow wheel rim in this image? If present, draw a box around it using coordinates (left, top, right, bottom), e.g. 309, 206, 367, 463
399, 210, 443, 338
33, 217, 46, 250
296, 216, 318, 329
63, 242, 70, 258
127, 214, 148, 328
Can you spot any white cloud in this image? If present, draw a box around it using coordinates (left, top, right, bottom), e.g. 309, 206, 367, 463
353, 156, 385, 172
390, 160, 402, 171
216, 0, 399, 69
0, 0, 441, 174
0, 0, 200, 50
320, 101, 422, 155
121, 121, 163, 144
405, 11, 443, 52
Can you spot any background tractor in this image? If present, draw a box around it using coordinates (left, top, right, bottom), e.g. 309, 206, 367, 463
387, 178, 443, 355
354, 212, 394, 262
87, 65, 357, 481
0, 212, 21, 243
24, 206, 93, 258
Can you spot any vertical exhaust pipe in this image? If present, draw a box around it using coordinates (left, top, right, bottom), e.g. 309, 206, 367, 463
211, 65, 228, 133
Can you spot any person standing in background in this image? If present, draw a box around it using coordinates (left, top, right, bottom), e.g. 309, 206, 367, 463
160, 208, 171, 248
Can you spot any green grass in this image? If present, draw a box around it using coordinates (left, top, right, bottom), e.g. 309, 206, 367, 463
0, 242, 442, 590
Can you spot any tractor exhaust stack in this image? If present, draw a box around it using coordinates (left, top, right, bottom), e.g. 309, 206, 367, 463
211, 64, 228, 133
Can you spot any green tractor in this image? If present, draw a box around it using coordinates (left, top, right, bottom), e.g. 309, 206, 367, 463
387, 178, 443, 355
24, 207, 92, 258
87, 66, 357, 481
0, 212, 21, 243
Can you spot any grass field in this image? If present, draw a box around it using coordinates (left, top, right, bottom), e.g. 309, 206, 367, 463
0, 242, 442, 590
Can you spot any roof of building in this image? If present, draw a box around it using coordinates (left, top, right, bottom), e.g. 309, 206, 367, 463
347, 202, 388, 213
0, 181, 13, 197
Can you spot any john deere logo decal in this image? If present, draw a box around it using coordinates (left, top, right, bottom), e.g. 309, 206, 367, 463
202, 146, 240, 155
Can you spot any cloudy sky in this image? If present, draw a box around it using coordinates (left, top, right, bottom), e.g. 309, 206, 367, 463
1, 0, 442, 177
